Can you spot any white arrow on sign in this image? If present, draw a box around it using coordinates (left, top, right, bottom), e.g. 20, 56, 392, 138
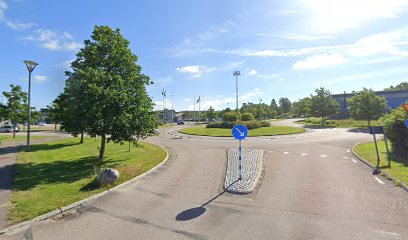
235, 128, 245, 137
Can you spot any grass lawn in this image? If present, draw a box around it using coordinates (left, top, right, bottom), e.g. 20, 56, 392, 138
0, 135, 45, 145
179, 126, 305, 137
297, 119, 380, 128
9, 137, 167, 224
354, 140, 408, 186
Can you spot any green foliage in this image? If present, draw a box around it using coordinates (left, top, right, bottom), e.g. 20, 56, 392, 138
278, 97, 292, 116
310, 87, 339, 125
206, 121, 235, 129
384, 81, 408, 91
59, 25, 157, 162
260, 120, 271, 127
240, 102, 276, 119
348, 88, 387, 126
292, 97, 312, 117
222, 111, 241, 122
207, 106, 216, 119
2, 84, 28, 137
380, 107, 408, 156
241, 112, 255, 121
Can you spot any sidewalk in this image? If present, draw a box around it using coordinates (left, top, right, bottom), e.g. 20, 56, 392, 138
0, 134, 68, 229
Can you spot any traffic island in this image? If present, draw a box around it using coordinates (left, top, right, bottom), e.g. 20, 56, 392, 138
224, 148, 263, 194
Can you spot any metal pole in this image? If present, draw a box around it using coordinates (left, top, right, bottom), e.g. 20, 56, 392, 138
383, 134, 391, 167
171, 94, 174, 123
199, 100, 201, 124
27, 71, 31, 151
193, 96, 195, 123
373, 133, 381, 169
162, 94, 165, 123
239, 140, 242, 180
235, 75, 238, 111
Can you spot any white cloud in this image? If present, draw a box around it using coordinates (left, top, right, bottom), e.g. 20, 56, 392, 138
5, 20, 36, 30
248, 69, 258, 75
186, 96, 235, 111
34, 75, 47, 82
197, 21, 237, 41
183, 98, 191, 102
292, 53, 348, 70
25, 29, 82, 51
258, 33, 332, 41
257, 73, 284, 82
154, 98, 172, 111
154, 76, 175, 87
240, 88, 262, 101
301, 0, 408, 34
176, 65, 215, 78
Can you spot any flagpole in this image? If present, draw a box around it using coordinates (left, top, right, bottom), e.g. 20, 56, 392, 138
199, 100, 201, 124
162, 90, 165, 123
193, 96, 196, 124
171, 94, 174, 123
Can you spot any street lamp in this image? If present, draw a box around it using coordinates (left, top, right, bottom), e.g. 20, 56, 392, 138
233, 70, 240, 111
24, 60, 39, 151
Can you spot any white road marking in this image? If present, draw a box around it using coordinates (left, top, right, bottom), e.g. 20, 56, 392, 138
351, 158, 358, 163
374, 176, 385, 184
343, 156, 349, 159
301, 153, 308, 156
346, 149, 350, 153
283, 152, 290, 155
320, 155, 328, 158
268, 151, 274, 153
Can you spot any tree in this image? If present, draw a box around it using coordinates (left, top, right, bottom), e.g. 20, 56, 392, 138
380, 107, 408, 157
270, 98, 278, 116
207, 106, 216, 119
348, 88, 387, 126
384, 81, 408, 91
310, 87, 339, 125
46, 101, 63, 131
61, 25, 157, 163
223, 112, 241, 122
241, 112, 255, 121
2, 84, 27, 138
278, 97, 292, 117
293, 97, 312, 118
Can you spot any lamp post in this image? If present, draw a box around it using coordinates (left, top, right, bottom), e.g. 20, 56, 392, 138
24, 60, 38, 151
233, 70, 240, 111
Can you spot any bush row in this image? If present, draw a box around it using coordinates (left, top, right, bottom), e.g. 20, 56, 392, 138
207, 120, 271, 129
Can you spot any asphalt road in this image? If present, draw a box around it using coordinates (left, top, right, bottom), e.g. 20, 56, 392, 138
2, 121, 408, 240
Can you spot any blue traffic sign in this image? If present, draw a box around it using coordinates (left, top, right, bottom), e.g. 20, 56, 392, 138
369, 126, 383, 134
404, 119, 408, 128
232, 124, 248, 140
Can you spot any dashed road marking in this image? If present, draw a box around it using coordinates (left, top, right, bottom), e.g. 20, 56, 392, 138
320, 154, 328, 158
301, 153, 308, 156
343, 156, 349, 159
374, 176, 385, 184
283, 152, 290, 155
268, 150, 274, 153
346, 150, 350, 153
351, 158, 358, 163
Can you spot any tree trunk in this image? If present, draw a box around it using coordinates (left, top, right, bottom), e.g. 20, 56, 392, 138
80, 131, 84, 144
98, 133, 106, 162
368, 119, 371, 127
321, 116, 324, 126
54, 123, 57, 131
13, 121, 16, 138
128, 141, 131, 152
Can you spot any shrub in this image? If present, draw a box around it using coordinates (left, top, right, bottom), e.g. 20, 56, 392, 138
325, 119, 335, 125
239, 120, 261, 130
206, 121, 235, 129
223, 112, 241, 122
241, 113, 255, 121
260, 120, 271, 127
305, 117, 322, 124
380, 107, 408, 156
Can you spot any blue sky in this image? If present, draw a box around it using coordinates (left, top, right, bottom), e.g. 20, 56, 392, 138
1, 0, 408, 111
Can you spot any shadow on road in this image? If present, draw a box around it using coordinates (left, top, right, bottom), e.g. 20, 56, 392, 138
175, 179, 239, 221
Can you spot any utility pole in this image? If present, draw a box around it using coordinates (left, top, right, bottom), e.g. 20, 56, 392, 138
171, 94, 174, 123
233, 71, 240, 111
193, 96, 196, 123
24, 60, 39, 151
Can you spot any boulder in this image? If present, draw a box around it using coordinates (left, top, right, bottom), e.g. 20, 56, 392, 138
97, 168, 120, 186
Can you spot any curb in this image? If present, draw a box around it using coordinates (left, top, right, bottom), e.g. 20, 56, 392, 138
351, 143, 408, 193
0, 143, 170, 235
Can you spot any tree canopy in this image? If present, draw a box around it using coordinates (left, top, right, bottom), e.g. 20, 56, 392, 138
59, 25, 157, 162
384, 81, 408, 91
310, 87, 338, 125
2, 84, 27, 138
348, 88, 387, 126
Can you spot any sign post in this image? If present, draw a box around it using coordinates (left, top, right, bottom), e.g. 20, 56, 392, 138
369, 126, 383, 173
232, 124, 249, 180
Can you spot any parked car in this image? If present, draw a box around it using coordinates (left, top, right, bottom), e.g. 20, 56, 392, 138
0, 125, 19, 133
177, 120, 184, 125
38, 122, 46, 126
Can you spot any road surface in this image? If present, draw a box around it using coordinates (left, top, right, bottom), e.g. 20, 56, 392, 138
2, 121, 408, 240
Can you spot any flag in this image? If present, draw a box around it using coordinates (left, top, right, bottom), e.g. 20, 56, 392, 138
196, 96, 200, 103
161, 89, 166, 97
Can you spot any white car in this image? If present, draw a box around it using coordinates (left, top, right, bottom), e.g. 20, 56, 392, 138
38, 122, 46, 126
0, 125, 19, 133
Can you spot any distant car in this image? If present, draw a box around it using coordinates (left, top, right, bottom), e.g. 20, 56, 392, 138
38, 122, 46, 126
177, 120, 184, 125
0, 125, 19, 133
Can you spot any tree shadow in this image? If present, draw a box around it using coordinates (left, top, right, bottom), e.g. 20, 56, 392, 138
347, 128, 369, 133
302, 125, 335, 129
175, 179, 238, 221
0, 142, 81, 156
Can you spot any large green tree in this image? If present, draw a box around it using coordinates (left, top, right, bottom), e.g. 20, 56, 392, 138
207, 106, 216, 119
61, 25, 157, 163
293, 97, 312, 118
310, 87, 339, 125
2, 84, 27, 138
278, 97, 292, 117
348, 88, 387, 126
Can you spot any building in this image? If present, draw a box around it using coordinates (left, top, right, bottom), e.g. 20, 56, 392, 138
331, 89, 408, 118
157, 109, 177, 123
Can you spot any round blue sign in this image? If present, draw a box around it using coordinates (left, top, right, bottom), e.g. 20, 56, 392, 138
232, 124, 248, 140
404, 119, 408, 128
